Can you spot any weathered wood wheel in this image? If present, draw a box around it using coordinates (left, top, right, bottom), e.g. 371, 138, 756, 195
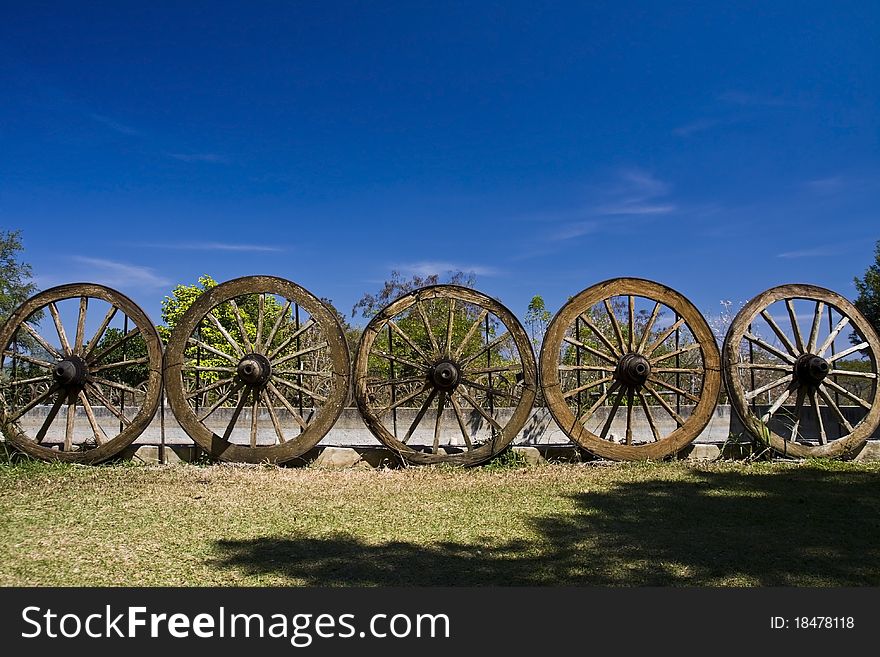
164, 276, 350, 463
541, 278, 721, 460
723, 284, 880, 458
0, 283, 163, 463
355, 285, 537, 466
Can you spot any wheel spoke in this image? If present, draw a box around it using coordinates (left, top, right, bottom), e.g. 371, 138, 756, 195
90, 357, 150, 373
828, 342, 869, 363
445, 298, 456, 357
448, 393, 474, 449
636, 302, 662, 354
266, 382, 308, 430
644, 317, 686, 356
454, 308, 489, 359
808, 388, 827, 444
185, 365, 236, 374
562, 336, 618, 365
736, 361, 792, 372
83, 305, 118, 359
9, 384, 61, 421
647, 376, 701, 403
759, 309, 798, 357
401, 388, 438, 443
272, 376, 328, 403
34, 392, 65, 443
650, 342, 700, 364
1, 374, 52, 387
627, 295, 635, 353
255, 294, 265, 352
415, 299, 441, 357
261, 389, 286, 444
817, 385, 854, 434
88, 326, 142, 365
48, 302, 72, 355
744, 332, 796, 364
375, 382, 431, 418
433, 391, 446, 453
603, 299, 626, 355
367, 375, 426, 389
89, 377, 144, 397
227, 299, 254, 352
465, 364, 522, 376
385, 319, 432, 364
64, 396, 76, 451
577, 381, 620, 424
197, 381, 244, 422
784, 299, 806, 353
642, 382, 686, 426
186, 336, 238, 364
79, 390, 107, 446
374, 351, 429, 372
2, 350, 53, 370
789, 387, 806, 442
263, 299, 292, 354
21, 322, 63, 359
205, 311, 245, 358
455, 389, 504, 435
272, 342, 329, 368
249, 391, 259, 448
185, 376, 236, 400
828, 368, 876, 380
273, 369, 333, 378
758, 381, 798, 423
222, 387, 251, 441
267, 320, 316, 360
578, 313, 622, 359
817, 316, 850, 357
636, 389, 661, 442
557, 364, 615, 372
822, 378, 872, 410
85, 383, 133, 427
625, 388, 634, 445
598, 387, 624, 440
459, 377, 517, 402
459, 330, 511, 368
74, 297, 88, 354
744, 374, 793, 401
807, 301, 824, 354
652, 367, 702, 374
562, 376, 614, 400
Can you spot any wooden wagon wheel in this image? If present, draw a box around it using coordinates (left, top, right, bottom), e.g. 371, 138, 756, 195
540, 278, 721, 461
354, 285, 537, 466
723, 284, 880, 459
0, 283, 162, 463
164, 276, 350, 463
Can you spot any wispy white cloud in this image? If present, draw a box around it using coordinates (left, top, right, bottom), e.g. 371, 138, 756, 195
85, 112, 140, 136
71, 257, 170, 288
550, 221, 600, 241
777, 242, 857, 259
673, 118, 723, 137
395, 261, 502, 277
167, 152, 231, 164
136, 242, 283, 252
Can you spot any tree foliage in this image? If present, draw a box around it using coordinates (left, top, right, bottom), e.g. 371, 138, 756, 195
853, 239, 880, 343
525, 295, 552, 347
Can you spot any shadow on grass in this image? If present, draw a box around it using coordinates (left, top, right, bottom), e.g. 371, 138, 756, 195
213, 467, 880, 586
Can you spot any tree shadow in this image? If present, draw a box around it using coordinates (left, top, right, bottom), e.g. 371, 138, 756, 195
212, 467, 880, 586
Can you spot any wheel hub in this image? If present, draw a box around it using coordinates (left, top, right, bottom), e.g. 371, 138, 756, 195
795, 353, 829, 386
615, 353, 651, 388
53, 356, 88, 388
237, 353, 272, 387
430, 360, 460, 391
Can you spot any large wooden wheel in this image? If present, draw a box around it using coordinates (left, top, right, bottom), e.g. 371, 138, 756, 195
164, 276, 350, 463
354, 285, 537, 466
723, 284, 880, 458
0, 283, 163, 463
541, 278, 721, 460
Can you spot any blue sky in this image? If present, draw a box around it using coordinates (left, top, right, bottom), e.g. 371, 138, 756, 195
2, 1, 878, 328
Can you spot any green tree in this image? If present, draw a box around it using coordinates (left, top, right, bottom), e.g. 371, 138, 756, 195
853, 239, 880, 342
525, 295, 552, 347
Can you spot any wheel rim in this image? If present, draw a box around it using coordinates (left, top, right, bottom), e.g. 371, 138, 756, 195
0, 283, 163, 463
354, 285, 537, 466
163, 276, 350, 464
723, 284, 880, 458
540, 278, 721, 461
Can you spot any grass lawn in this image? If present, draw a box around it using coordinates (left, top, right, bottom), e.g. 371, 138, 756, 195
1, 458, 879, 586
